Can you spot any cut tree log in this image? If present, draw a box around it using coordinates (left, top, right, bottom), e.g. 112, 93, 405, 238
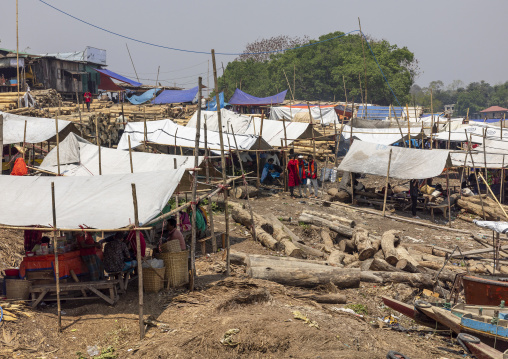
368, 258, 401, 272
302, 210, 356, 228
338, 239, 355, 253
320, 229, 334, 253
352, 228, 376, 260
289, 291, 347, 304
233, 185, 258, 199
395, 259, 420, 273
361, 271, 434, 289
327, 250, 345, 267
343, 253, 359, 266
456, 198, 501, 221
231, 206, 279, 250
381, 230, 401, 265
298, 213, 354, 238
395, 246, 420, 269
265, 213, 304, 258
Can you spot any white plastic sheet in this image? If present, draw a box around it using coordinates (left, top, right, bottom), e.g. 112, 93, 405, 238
341, 125, 424, 145
435, 124, 508, 143
270, 106, 338, 125
338, 141, 451, 179
474, 220, 508, 234
117, 119, 272, 151
40, 133, 202, 176
0, 111, 73, 145
450, 151, 508, 168
0, 170, 183, 228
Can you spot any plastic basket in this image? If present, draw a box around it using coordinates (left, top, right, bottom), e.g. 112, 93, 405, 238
158, 251, 189, 288
6, 279, 31, 300
161, 239, 182, 253
142, 267, 165, 293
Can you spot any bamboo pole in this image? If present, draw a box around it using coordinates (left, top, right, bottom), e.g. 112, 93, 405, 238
143, 116, 147, 152
95, 117, 102, 175
0, 114, 3, 173
131, 183, 144, 339
282, 116, 288, 191
448, 118, 452, 150
483, 128, 488, 182
211, 49, 231, 276
466, 108, 469, 123
306, 102, 316, 158
430, 89, 434, 149
391, 104, 407, 148
478, 173, 508, 220
446, 170, 452, 227
204, 117, 216, 252
283, 69, 295, 102
16, 0, 20, 107
502, 155, 505, 204
189, 77, 202, 290
382, 148, 393, 217
174, 159, 180, 228
466, 131, 486, 219
231, 127, 257, 243
22, 120, 27, 161
503, 114, 506, 140
55, 117, 60, 176
256, 114, 265, 188
126, 43, 140, 84
358, 17, 368, 119
51, 182, 61, 332
406, 103, 411, 148
128, 135, 133, 173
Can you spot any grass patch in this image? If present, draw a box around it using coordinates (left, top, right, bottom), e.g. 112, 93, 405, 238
345, 303, 368, 316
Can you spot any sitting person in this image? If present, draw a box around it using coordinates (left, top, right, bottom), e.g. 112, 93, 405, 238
125, 230, 146, 259
31, 236, 50, 253
167, 218, 186, 251
77, 232, 104, 281
103, 232, 137, 273
261, 158, 281, 184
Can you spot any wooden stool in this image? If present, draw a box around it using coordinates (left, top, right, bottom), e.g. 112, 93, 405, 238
429, 204, 449, 222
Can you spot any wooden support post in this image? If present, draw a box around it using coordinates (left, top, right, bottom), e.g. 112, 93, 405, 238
446, 170, 452, 227
121, 91, 125, 121
54, 118, 60, 176
128, 135, 133, 173
174, 158, 180, 227
51, 182, 61, 332
306, 102, 317, 158
359, 17, 368, 119
382, 148, 393, 217
0, 114, 3, 173
143, 116, 147, 152
212, 49, 231, 276
16, 0, 20, 107
483, 128, 488, 182
22, 119, 27, 161
256, 114, 265, 188
448, 118, 452, 150
430, 89, 434, 149
501, 155, 505, 204
190, 77, 203, 290
466, 131, 486, 219
95, 117, 101, 175
391, 104, 407, 148
204, 117, 216, 252
282, 117, 289, 191
231, 127, 257, 242
131, 183, 144, 340
406, 103, 411, 148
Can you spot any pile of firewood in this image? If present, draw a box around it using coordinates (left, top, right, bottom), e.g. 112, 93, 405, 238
80, 112, 123, 146
31, 89, 62, 108
228, 202, 486, 294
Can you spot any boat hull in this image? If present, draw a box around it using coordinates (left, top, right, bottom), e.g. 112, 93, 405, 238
463, 275, 508, 306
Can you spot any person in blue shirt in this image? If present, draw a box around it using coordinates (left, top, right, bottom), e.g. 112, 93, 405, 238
261, 158, 280, 184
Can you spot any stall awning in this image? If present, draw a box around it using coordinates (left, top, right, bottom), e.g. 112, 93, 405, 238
93, 68, 142, 87
152, 87, 198, 104
229, 89, 287, 106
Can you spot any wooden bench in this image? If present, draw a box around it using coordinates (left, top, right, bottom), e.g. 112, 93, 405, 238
30, 280, 119, 308
198, 233, 225, 255
106, 271, 137, 294
428, 203, 449, 222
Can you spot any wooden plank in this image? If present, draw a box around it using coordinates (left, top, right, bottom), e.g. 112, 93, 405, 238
87, 286, 115, 305
449, 245, 508, 258
31, 288, 49, 308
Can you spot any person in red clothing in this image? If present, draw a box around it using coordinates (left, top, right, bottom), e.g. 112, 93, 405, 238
306, 155, 319, 198
77, 232, 104, 281
297, 155, 307, 198
84, 91, 92, 112
125, 230, 146, 259
287, 154, 301, 199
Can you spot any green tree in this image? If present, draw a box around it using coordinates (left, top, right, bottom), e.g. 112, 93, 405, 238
219, 31, 419, 105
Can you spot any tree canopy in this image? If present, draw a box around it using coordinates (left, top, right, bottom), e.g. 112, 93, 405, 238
218, 31, 419, 106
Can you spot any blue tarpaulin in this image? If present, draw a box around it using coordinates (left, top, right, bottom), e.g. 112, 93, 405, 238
93, 68, 142, 87
152, 87, 198, 105
127, 88, 159, 105
357, 105, 408, 120
206, 92, 225, 111
229, 89, 287, 106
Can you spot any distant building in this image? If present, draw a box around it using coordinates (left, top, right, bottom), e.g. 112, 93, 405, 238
479, 105, 508, 119
444, 104, 455, 116
0, 46, 107, 100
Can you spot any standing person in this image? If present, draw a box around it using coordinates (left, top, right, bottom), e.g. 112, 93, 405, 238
297, 155, 307, 198
287, 154, 300, 199
84, 91, 92, 112
77, 232, 104, 281
409, 179, 419, 218
306, 155, 319, 198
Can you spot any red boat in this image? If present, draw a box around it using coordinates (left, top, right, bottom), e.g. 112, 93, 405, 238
463, 275, 508, 306
381, 296, 448, 330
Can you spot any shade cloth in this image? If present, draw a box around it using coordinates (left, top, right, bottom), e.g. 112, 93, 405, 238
127, 88, 159, 105
152, 87, 198, 105
474, 220, 508, 234
206, 92, 225, 111
0, 170, 184, 228
0, 111, 74, 145
435, 124, 508, 143
338, 141, 451, 179
341, 125, 425, 146
186, 109, 315, 147
229, 89, 287, 106
117, 119, 272, 152
93, 68, 142, 87
270, 106, 338, 125
39, 133, 202, 176
450, 151, 508, 168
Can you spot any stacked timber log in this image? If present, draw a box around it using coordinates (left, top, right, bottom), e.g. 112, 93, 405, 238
229, 203, 487, 292
31, 89, 62, 108
456, 194, 508, 221
0, 92, 26, 111
80, 113, 123, 146
291, 139, 334, 161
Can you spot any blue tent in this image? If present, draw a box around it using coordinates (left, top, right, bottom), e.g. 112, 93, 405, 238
152, 86, 198, 105
94, 68, 142, 87
127, 88, 159, 105
229, 89, 287, 106
206, 92, 226, 111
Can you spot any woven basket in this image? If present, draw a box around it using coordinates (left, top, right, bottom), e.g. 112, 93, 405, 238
161, 239, 182, 253
158, 251, 189, 288
143, 267, 165, 293
6, 279, 32, 300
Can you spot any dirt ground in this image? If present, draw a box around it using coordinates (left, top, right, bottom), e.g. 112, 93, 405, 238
0, 171, 490, 359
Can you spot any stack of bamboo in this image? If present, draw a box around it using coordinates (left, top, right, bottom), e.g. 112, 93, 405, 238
291, 139, 334, 160
80, 112, 123, 146
0, 92, 24, 111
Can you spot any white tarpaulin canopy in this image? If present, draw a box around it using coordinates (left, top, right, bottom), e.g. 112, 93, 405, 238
435, 124, 508, 143
187, 109, 314, 147
341, 125, 425, 145
0, 111, 75, 145
474, 220, 508, 234
270, 106, 338, 125
117, 119, 272, 152
450, 151, 508, 168
39, 133, 202, 176
338, 141, 451, 179
0, 170, 183, 228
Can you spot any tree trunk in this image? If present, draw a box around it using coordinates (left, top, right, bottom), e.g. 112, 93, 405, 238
352, 228, 376, 260
302, 210, 356, 228
381, 230, 401, 265
456, 198, 499, 220
338, 239, 355, 253
361, 271, 434, 289
298, 214, 354, 238
368, 258, 401, 272
395, 259, 420, 273
289, 291, 347, 304
320, 229, 334, 253
327, 250, 345, 267
265, 213, 305, 258
395, 246, 420, 268
233, 185, 258, 199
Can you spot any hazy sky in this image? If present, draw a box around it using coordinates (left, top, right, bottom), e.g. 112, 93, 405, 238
1, 0, 507, 94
